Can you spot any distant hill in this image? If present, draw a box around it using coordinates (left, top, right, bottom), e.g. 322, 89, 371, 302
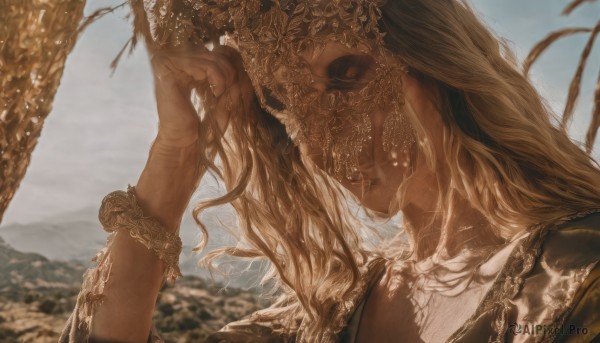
0, 236, 85, 300
0, 206, 107, 262
0, 236, 267, 342
0, 237, 84, 342
0, 203, 401, 291
0, 205, 264, 287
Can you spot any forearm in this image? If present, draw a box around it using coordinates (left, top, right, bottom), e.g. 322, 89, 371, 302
136, 136, 203, 234
89, 138, 203, 342
88, 230, 165, 342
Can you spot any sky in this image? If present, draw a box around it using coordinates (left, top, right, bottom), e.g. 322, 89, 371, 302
1, 0, 599, 226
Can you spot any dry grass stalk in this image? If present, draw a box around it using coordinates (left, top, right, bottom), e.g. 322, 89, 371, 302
78, 2, 127, 36
523, 27, 591, 75
586, 69, 600, 153
563, 0, 597, 15
110, 0, 157, 72
561, 21, 600, 130
527, 1, 600, 153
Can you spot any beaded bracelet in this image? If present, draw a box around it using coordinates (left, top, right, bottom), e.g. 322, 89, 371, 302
98, 185, 183, 281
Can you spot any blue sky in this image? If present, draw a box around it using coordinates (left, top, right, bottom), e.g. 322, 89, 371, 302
2, 0, 599, 225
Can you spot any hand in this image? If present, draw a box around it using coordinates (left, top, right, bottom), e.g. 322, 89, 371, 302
150, 45, 250, 147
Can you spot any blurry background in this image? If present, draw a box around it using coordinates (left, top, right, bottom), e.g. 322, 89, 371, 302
0, 0, 600, 342
0, 0, 598, 341
2, 0, 599, 261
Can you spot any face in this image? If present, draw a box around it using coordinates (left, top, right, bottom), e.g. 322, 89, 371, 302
221, 0, 418, 214
292, 42, 415, 215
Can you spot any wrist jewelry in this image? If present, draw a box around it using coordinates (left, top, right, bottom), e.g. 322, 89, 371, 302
98, 185, 183, 281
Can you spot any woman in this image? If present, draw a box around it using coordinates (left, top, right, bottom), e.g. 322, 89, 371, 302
60, 0, 600, 342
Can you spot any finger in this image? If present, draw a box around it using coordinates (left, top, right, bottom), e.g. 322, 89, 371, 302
212, 75, 255, 133
168, 54, 237, 96
202, 53, 237, 96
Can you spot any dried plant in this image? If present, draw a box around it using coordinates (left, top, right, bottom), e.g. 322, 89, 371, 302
0, 0, 86, 224
564, 22, 600, 139
563, 0, 597, 15
524, 0, 600, 153
588, 69, 600, 149
0, 1, 123, 224
523, 27, 592, 75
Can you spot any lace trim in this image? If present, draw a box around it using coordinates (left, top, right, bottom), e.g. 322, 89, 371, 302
73, 237, 115, 336
446, 208, 600, 343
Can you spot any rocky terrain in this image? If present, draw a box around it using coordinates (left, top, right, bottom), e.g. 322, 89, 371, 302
0, 202, 398, 342
0, 206, 265, 289
0, 236, 267, 343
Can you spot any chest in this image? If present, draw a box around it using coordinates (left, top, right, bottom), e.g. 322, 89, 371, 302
355, 275, 491, 343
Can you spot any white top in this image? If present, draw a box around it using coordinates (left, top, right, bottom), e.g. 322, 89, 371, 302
358, 230, 531, 343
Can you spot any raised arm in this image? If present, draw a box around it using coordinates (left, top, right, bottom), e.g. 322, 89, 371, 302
59, 46, 253, 343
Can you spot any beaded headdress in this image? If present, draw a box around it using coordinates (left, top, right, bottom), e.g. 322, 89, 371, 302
135, 0, 415, 179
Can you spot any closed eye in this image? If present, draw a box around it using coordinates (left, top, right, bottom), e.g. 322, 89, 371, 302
327, 54, 376, 91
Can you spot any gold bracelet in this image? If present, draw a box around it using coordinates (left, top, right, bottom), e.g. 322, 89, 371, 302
98, 185, 183, 281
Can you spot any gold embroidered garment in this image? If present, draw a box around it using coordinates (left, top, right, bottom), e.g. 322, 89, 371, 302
204, 211, 600, 343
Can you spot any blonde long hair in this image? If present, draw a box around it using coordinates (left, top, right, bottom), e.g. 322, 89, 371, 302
192, 0, 600, 341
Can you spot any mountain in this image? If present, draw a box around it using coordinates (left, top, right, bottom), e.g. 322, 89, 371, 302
0, 205, 267, 289
0, 237, 85, 342
0, 236, 267, 343
0, 236, 85, 300
0, 206, 107, 262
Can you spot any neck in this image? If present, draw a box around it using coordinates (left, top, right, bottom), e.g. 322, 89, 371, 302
399, 166, 504, 261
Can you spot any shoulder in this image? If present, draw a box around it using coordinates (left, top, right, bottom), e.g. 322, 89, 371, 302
551, 209, 600, 233
519, 210, 600, 340
540, 210, 600, 270
556, 263, 600, 342
553, 210, 600, 335
531, 210, 600, 304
